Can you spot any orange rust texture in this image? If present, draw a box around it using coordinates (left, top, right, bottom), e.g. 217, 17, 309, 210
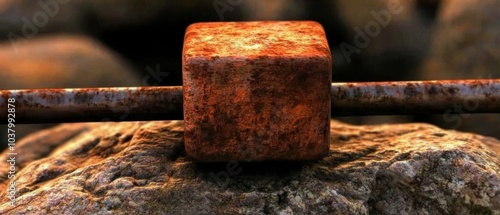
182, 21, 332, 162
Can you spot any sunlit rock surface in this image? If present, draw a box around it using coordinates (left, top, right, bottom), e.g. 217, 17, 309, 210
0, 120, 498, 214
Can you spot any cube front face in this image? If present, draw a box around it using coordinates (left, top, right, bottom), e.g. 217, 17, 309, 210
182, 21, 331, 162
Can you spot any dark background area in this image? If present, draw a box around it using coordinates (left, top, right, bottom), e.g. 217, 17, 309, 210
91, 0, 439, 85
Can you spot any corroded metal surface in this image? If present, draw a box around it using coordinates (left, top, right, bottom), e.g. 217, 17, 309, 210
1, 80, 499, 124
331, 79, 500, 115
183, 21, 332, 162
0, 86, 183, 123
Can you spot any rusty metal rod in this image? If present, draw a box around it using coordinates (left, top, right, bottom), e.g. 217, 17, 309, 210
0, 86, 183, 124
0, 79, 499, 124
331, 79, 500, 116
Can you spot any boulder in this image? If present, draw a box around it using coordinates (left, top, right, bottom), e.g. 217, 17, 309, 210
0, 120, 498, 214
0, 34, 141, 143
418, 0, 500, 138
0, 34, 140, 89
421, 0, 500, 80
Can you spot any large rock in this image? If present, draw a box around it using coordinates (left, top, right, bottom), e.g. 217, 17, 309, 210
0, 34, 140, 89
418, 0, 500, 138
0, 120, 498, 214
0, 35, 141, 143
420, 0, 500, 79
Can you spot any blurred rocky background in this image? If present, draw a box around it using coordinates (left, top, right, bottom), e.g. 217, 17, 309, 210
0, 0, 498, 141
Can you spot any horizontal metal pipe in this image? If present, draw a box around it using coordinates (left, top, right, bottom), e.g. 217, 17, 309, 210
331, 79, 500, 115
0, 79, 499, 124
0, 86, 184, 123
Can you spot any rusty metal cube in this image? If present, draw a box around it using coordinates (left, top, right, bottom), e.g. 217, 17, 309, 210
182, 21, 331, 162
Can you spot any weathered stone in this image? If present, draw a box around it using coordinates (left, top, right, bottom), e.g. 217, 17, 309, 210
0, 35, 141, 143
418, 0, 500, 138
0, 123, 92, 182
0, 120, 498, 214
421, 0, 500, 80
0, 35, 140, 89
183, 21, 332, 162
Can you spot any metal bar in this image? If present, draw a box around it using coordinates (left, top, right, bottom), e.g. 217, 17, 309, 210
1, 79, 499, 124
331, 79, 500, 115
0, 86, 183, 123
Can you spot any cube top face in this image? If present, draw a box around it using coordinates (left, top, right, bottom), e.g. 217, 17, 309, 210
183, 21, 332, 162
183, 21, 330, 59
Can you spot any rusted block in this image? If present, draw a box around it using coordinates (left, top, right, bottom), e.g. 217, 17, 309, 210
182, 21, 332, 162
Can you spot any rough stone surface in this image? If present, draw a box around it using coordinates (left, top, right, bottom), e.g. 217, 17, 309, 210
418, 0, 500, 138
0, 120, 498, 214
183, 21, 332, 161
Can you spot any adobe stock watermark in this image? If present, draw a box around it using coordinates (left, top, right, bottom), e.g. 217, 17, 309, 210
7, 0, 71, 52
338, 0, 404, 63
443, 74, 495, 129
213, 0, 244, 21
209, 143, 265, 188
142, 64, 170, 86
